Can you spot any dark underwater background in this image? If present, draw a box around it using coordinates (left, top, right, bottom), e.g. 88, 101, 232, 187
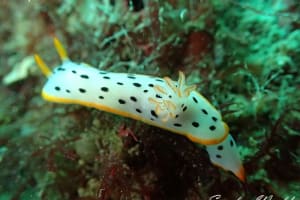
0, 0, 299, 199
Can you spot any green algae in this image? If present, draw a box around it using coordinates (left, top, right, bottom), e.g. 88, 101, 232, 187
0, 0, 299, 199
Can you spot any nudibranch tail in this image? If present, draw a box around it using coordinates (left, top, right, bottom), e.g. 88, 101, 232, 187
206, 134, 245, 182
236, 165, 246, 182
34, 54, 52, 77
53, 37, 69, 61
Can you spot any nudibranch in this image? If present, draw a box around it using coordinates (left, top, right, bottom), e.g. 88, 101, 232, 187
34, 38, 245, 181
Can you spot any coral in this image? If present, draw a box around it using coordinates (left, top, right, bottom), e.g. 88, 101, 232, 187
2, 56, 36, 85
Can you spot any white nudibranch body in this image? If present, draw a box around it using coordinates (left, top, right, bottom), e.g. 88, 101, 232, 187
35, 38, 245, 182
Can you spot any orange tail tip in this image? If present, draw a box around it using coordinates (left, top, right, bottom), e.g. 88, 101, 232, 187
34, 54, 52, 77
235, 165, 246, 182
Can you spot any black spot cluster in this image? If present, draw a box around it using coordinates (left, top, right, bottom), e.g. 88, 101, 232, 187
62, 72, 176, 121
56, 66, 94, 84
107, 74, 156, 95
190, 96, 221, 133
98, 81, 143, 115
54, 67, 110, 99
53, 85, 84, 95
208, 114, 218, 132
214, 139, 235, 159
215, 145, 223, 159
55, 67, 92, 85
94, 74, 163, 117
65, 68, 90, 81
